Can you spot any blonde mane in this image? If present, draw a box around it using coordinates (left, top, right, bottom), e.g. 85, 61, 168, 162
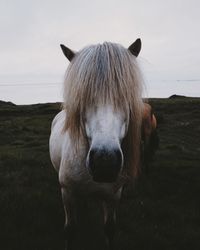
63, 42, 144, 177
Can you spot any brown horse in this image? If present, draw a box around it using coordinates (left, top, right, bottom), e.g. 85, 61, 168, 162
141, 103, 159, 174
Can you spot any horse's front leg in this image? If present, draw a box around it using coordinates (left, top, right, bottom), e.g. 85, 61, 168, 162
62, 187, 109, 250
103, 201, 117, 250
61, 188, 77, 250
103, 187, 123, 250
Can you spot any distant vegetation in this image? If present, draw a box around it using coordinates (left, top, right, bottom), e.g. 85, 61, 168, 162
0, 97, 200, 250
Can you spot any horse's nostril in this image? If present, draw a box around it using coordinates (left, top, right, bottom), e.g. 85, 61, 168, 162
88, 148, 97, 171
89, 148, 95, 160
114, 149, 123, 167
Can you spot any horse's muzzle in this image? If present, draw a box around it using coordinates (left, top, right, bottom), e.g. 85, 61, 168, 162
87, 147, 123, 183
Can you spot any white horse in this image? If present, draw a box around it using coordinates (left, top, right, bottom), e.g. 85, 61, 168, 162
49, 39, 144, 250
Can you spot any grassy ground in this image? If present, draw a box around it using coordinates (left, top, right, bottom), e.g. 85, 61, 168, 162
0, 98, 200, 250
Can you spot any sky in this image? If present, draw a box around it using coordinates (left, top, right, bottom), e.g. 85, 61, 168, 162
0, 0, 200, 104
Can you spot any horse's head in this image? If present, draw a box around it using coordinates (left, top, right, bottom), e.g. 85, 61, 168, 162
61, 39, 143, 182
84, 105, 128, 182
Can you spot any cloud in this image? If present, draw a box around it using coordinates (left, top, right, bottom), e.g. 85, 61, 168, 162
0, 0, 200, 102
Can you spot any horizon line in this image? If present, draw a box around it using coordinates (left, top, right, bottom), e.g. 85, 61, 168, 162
0, 79, 200, 87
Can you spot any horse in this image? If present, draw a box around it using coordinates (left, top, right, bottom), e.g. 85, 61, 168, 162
49, 38, 144, 250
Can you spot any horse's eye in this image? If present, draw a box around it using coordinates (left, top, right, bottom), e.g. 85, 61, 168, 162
83, 116, 87, 123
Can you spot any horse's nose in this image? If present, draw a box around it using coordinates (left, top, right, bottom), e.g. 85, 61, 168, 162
88, 147, 123, 183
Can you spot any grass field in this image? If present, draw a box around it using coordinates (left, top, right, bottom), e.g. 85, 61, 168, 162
0, 98, 200, 250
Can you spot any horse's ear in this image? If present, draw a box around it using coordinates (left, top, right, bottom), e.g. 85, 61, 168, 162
60, 44, 75, 61
128, 38, 142, 57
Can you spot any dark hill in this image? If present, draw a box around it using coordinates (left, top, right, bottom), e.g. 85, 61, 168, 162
0, 98, 200, 250
169, 94, 187, 99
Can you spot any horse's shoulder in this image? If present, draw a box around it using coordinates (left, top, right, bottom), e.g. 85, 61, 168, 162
51, 110, 66, 130
50, 110, 69, 172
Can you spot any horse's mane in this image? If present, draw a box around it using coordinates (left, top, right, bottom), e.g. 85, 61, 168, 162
63, 42, 144, 177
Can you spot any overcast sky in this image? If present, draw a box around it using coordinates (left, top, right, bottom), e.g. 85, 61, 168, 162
0, 0, 200, 104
